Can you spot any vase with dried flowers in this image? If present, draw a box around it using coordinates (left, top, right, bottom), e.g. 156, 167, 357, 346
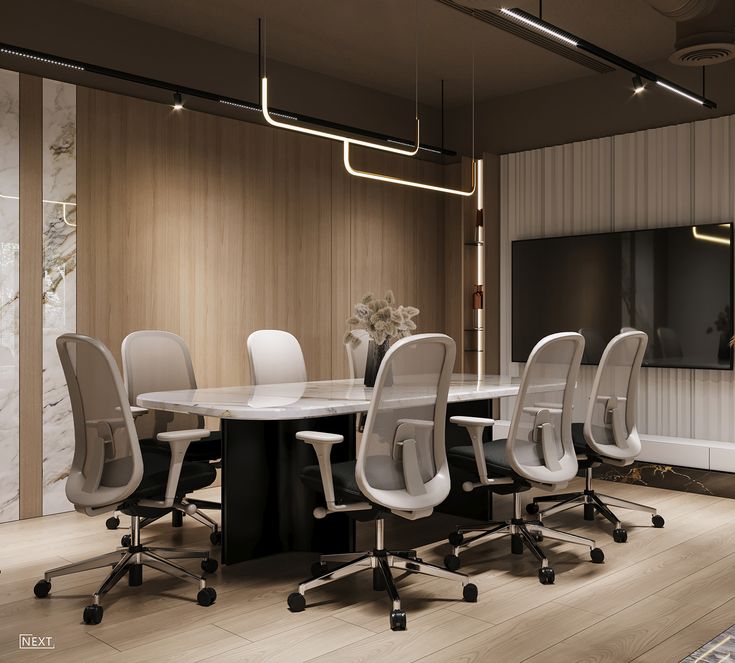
345, 291, 419, 387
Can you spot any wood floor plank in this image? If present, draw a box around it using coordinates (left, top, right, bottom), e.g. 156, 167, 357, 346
0, 481, 732, 663
522, 595, 714, 663
632, 596, 735, 663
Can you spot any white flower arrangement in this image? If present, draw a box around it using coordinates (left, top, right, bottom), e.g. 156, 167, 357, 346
345, 291, 419, 346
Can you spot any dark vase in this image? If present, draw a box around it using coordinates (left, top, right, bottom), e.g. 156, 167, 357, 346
364, 340, 389, 387
718, 332, 731, 362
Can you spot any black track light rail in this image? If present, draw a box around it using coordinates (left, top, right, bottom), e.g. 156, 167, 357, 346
0, 41, 455, 156
504, 8, 717, 109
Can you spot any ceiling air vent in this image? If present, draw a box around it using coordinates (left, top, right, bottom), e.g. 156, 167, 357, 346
671, 42, 735, 65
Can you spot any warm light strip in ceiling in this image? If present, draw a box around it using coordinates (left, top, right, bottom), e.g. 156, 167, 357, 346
499, 7, 716, 108
342, 142, 477, 197
261, 77, 421, 156
692, 225, 731, 246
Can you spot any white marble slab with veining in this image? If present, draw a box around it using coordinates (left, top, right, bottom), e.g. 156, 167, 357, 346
138, 375, 523, 421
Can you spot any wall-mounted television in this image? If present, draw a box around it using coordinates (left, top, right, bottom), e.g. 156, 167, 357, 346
512, 222, 733, 370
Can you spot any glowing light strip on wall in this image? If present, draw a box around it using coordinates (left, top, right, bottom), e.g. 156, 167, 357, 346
692, 224, 731, 246
342, 142, 477, 197
261, 77, 421, 156
0, 194, 76, 227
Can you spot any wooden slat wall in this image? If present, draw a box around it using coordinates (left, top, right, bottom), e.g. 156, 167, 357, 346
76, 87, 448, 389
18, 74, 43, 519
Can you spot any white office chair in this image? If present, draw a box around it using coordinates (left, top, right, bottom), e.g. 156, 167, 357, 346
34, 334, 218, 625
346, 328, 370, 379
445, 332, 604, 584
527, 331, 664, 542
120, 330, 222, 544
246, 329, 307, 385
287, 334, 477, 631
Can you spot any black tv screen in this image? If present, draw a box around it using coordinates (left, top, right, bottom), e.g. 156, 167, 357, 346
512, 223, 733, 369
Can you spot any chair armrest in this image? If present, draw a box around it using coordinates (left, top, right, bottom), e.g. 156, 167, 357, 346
130, 406, 148, 418
142, 429, 211, 508
450, 416, 512, 491
296, 431, 371, 518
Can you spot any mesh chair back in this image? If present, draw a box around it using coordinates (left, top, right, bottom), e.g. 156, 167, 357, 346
121, 330, 202, 439
247, 330, 307, 385
346, 329, 370, 379
57, 334, 144, 509
355, 334, 455, 518
583, 330, 647, 463
507, 332, 584, 486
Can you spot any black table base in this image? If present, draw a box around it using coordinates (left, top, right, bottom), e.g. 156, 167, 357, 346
220, 400, 494, 565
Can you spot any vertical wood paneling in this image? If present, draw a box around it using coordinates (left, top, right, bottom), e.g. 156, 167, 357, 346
77, 88, 447, 395
18, 74, 43, 519
613, 125, 692, 231
691, 115, 735, 441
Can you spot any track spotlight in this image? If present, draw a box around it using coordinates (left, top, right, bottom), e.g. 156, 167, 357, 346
172, 92, 183, 110
632, 75, 646, 94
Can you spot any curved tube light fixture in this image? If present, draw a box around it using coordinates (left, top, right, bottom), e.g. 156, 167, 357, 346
261, 77, 420, 156
342, 142, 477, 197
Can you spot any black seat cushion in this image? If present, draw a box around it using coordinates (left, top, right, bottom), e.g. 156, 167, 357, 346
141, 430, 222, 462
447, 438, 530, 493
300, 460, 364, 502
299, 460, 384, 520
130, 448, 217, 501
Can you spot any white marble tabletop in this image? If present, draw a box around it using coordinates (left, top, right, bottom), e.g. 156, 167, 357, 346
137, 374, 523, 421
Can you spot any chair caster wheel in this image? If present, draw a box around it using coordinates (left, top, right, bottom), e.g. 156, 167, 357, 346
83, 604, 104, 625
613, 528, 628, 543
210, 530, 222, 545
538, 567, 555, 585
201, 558, 219, 574
105, 516, 120, 530
444, 554, 460, 572
33, 580, 51, 598
652, 515, 665, 528
120, 534, 132, 548
463, 583, 478, 603
532, 531, 544, 542
448, 531, 464, 547
526, 502, 539, 515
311, 561, 329, 578
390, 609, 407, 631
590, 547, 605, 564
128, 564, 143, 586
584, 503, 596, 521
287, 592, 306, 612
511, 533, 523, 554
197, 587, 217, 607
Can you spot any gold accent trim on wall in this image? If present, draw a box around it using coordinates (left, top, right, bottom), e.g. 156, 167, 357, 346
19, 74, 43, 519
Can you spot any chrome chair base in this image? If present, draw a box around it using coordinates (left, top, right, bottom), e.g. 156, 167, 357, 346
528, 468, 664, 543
446, 493, 604, 585
34, 516, 217, 624
287, 519, 477, 631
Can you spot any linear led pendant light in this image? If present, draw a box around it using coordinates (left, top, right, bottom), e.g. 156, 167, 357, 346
500, 7, 717, 109
343, 142, 477, 196
259, 18, 419, 156
341, 12, 477, 197
261, 77, 420, 156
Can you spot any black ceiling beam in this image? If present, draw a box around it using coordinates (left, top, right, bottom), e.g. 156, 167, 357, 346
0, 42, 455, 156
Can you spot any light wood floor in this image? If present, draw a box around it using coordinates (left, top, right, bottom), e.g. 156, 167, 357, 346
2, 479, 735, 662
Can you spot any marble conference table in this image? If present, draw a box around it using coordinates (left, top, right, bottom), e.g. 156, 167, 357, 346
139, 375, 522, 565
